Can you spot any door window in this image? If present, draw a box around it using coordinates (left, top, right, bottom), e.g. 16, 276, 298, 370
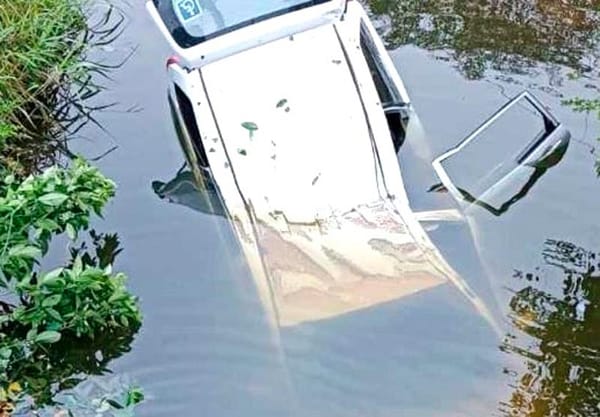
432, 92, 570, 215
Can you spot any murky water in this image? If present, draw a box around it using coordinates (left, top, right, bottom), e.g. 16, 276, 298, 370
72, 1, 600, 416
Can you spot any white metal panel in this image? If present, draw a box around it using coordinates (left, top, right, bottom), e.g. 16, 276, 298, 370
200, 23, 383, 222
167, 64, 283, 328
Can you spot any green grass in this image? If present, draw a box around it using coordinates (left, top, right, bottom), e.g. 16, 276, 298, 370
0, 0, 112, 175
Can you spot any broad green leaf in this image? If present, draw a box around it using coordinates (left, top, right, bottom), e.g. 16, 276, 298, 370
38, 192, 68, 207
45, 308, 62, 322
66, 223, 77, 240
42, 294, 62, 307
8, 245, 41, 259
26, 328, 37, 341
0, 347, 11, 359
37, 219, 60, 232
35, 330, 61, 344
41, 268, 64, 286
109, 291, 125, 303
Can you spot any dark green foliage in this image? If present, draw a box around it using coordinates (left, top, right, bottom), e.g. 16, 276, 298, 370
0, 1, 142, 414
0, 161, 142, 411
366, 0, 600, 79
501, 240, 600, 416
0, 159, 115, 280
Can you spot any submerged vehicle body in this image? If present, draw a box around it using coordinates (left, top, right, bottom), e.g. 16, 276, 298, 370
147, 0, 570, 327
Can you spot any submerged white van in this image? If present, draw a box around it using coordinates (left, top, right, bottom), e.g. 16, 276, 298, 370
147, 0, 570, 327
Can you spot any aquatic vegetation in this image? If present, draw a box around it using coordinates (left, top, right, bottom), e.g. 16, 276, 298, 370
367, 0, 600, 79
367, 0, 600, 173
0, 0, 124, 175
0, 160, 142, 413
500, 239, 600, 417
562, 97, 600, 173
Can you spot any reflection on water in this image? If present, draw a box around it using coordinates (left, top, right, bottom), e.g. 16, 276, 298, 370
501, 239, 600, 416
79, 0, 600, 415
368, 1, 600, 415
369, 0, 600, 81
152, 167, 456, 326
1, 3, 141, 413
152, 165, 226, 217
7, 230, 140, 416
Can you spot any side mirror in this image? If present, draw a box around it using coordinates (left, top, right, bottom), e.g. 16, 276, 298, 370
383, 103, 409, 152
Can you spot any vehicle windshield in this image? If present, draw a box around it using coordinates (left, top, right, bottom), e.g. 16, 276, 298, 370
153, 0, 330, 48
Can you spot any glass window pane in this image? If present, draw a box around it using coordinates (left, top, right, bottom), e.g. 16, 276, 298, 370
154, 0, 330, 47
439, 97, 547, 203
430, 94, 569, 217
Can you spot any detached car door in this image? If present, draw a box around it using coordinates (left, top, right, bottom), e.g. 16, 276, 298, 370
431, 91, 570, 216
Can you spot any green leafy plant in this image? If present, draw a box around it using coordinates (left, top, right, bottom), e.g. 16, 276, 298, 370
0, 1, 142, 415
0, 158, 115, 280
0, 160, 142, 411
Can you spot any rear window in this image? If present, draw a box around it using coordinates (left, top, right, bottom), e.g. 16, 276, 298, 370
153, 0, 330, 48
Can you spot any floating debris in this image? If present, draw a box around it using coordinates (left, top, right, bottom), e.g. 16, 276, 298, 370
238, 148, 247, 156
241, 122, 258, 138
332, 59, 342, 65
276, 99, 288, 108
312, 173, 321, 186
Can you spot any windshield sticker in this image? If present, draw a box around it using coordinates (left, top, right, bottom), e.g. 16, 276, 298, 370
175, 0, 204, 21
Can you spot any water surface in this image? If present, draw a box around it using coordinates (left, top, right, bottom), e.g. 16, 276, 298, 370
74, 1, 600, 415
